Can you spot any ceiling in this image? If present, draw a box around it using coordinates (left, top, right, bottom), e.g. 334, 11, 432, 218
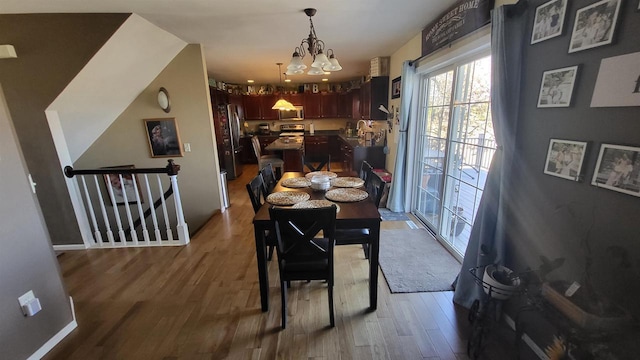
2, 0, 454, 85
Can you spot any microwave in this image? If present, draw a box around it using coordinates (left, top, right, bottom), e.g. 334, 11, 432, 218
278, 106, 304, 120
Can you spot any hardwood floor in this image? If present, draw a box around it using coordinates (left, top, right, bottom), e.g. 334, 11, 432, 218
45, 164, 501, 360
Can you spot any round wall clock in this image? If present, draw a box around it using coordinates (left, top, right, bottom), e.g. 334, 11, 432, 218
157, 87, 171, 113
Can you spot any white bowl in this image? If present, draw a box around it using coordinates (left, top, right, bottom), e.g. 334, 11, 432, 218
482, 265, 520, 300
310, 175, 331, 191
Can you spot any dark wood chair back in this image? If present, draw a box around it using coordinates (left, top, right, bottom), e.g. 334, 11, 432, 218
359, 160, 373, 186
269, 205, 338, 328
302, 154, 331, 172
246, 173, 266, 213
366, 171, 386, 208
259, 164, 277, 195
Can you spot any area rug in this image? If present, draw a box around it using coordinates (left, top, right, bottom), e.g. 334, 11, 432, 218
378, 208, 410, 221
379, 228, 461, 293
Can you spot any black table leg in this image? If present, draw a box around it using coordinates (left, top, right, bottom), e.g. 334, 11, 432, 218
369, 222, 380, 310
254, 225, 269, 312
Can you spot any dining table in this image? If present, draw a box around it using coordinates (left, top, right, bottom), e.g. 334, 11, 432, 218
252, 171, 381, 312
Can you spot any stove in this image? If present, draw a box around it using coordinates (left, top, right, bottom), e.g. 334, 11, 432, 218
279, 124, 305, 136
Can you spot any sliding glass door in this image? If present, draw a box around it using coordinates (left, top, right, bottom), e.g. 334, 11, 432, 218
413, 54, 495, 260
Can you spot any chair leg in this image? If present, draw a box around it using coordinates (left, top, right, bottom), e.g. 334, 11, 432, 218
328, 284, 335, 327
362, 244, 370, 259
267, 245, 275, 261
281, 281, 287, 329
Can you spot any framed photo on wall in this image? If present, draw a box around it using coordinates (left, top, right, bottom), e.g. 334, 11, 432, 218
391, 76, 401, 99
544, 139, 588, 181
102, 165, 145, 205
537, 65, 578, 108
592, 144, 640, 197
531, 0, 568, 44
144, 118, 183, 158
568, 0, 621, 53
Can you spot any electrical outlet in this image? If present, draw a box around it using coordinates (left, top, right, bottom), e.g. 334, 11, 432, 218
184, 143, 191, 152
18, 290, 35, 307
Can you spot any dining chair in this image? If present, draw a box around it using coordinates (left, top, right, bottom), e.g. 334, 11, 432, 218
359, 160, 373, 185
269, 205, 337, 329
251, 136, 284, 177
246, 173, 276, 261
302, 154, 331, 172
335, 171, 386, 259
259, 163, 277, 195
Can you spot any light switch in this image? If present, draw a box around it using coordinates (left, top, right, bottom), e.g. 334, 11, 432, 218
184, 143, 191, 152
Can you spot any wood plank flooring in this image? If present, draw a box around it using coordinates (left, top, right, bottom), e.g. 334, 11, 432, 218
45, 164, 508, 360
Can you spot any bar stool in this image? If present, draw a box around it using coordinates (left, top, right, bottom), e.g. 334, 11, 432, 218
251, 136, 284, 178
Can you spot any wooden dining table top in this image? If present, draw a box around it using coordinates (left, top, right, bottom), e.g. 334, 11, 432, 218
252, 172, 381, 224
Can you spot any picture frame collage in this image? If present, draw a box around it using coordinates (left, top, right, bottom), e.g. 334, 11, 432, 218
534, 0, 639, 198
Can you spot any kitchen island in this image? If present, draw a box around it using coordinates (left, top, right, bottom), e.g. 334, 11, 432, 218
265, 138, 304, 172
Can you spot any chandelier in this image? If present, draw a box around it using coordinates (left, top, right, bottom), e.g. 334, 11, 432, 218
286, 8, 342, 76
272, 63, 297, 111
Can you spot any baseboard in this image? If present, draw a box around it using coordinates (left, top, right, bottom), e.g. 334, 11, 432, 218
53, 244, 87, 251
504, 314, 549, 360
27, 297, 77, 360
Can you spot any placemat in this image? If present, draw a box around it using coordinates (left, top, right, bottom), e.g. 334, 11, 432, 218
292, 200, 340, 213
325, 188, 369, 202
281, 177, 311, 188
331, 176, 365, 188
305, 171, 338, 180
266, 191, 310, 206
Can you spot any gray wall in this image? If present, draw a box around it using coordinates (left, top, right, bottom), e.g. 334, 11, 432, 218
74, 44, 222, 232
0, 86, 74, 359
505, 0, 640, 316
0, 14, 130, 245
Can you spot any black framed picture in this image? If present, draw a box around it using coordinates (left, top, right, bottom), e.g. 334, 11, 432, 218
592, 144, 640, 197
391, 76, 401, 99
144, 118, 183, 158
537, 65, 579, 108
568, 0, 621, 53
531, 0, 568, 44
543, 139, 588, 181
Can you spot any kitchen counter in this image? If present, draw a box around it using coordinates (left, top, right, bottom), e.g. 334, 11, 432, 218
265, 138, 304, 151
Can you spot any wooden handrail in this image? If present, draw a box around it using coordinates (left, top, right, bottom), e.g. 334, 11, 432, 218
64, 159, 180, 178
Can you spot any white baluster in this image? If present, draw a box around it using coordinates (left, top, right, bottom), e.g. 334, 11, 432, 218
130, 174, 148, 244
157, 175, 173, 242
80, 176, 101, 246
170, 174, 189, 245
118, 174, 138, 245
94, 176, 114, 245
143, 174, 161, 243
106, 174, 126, 244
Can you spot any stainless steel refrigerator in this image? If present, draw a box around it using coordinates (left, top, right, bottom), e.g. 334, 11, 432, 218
214, 103, 243, 180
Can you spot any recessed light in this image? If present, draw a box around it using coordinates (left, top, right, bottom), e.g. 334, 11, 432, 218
324, 71, 331, 75
322, 78, 329, 82
284, 79, 291, 83
247, 80, 255, 83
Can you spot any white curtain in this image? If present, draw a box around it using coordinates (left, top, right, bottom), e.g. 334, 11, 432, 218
453, 2, 528, 308
387, 61, 417, 212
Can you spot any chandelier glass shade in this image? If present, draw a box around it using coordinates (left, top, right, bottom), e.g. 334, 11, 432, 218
286, 8, 342, 76
272, 63, 296, 111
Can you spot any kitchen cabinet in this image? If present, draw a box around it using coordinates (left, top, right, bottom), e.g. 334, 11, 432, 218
338, 136, 386, 172
321, 93, 338, 118
258, 135, 278, 155
229, 94, 245, 121
243, 94, 279, 120
303, 93, 322, 119
284, 93, 304, 106
350, 89, 361, 120
360, 77, 389, 120
337, 93, 350, 118
304, 135, 329, 157
329, 135, 342, 163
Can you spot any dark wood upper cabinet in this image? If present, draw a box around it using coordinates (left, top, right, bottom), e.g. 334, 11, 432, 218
337, 93, 350, 118
284, 93, 304, 106
243, 94, 279, 120
321, 93, 338, 118
360, 77, 389, 120
304, 93, 322, 119
351, 89, 361, 120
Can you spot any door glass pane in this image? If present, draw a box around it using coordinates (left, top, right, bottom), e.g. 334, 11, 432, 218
413, 55, 495, 259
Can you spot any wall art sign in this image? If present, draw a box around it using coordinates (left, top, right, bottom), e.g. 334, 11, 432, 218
568, 0, 621, 53
592, 143, 640, 197
591, 52, 640, 107
144, 118, 183, 158
391, 77, 401, 99
544, 139, 588, 181
421, 0, 492, 57
531, 0, 568, 44
537, 65, 579, 108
